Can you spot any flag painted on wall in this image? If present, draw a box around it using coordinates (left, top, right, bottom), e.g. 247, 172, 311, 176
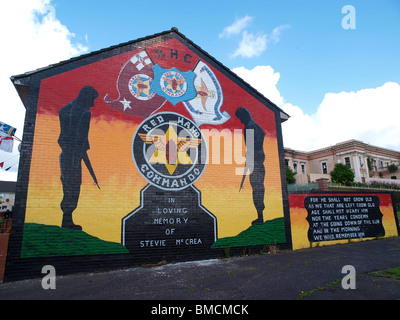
183, 61, 230, 126
104, 49, 166, 118
0, 132, 13, 152
0, 121, 16, 136
151, 65, 197, 105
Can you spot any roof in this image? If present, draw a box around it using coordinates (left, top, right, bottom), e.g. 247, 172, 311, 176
10, 27, 289, 122
285, 139, 400, 158
0, 181, 16, 193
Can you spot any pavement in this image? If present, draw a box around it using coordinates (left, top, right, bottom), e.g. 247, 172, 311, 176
0, 237, 399, 302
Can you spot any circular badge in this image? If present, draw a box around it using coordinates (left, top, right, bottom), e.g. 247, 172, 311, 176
159, 71, 187, 98
128, 74, 156, 100
132, 112, 207, 191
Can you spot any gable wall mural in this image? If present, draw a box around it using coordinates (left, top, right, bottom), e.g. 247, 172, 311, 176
5, 31, 292, 280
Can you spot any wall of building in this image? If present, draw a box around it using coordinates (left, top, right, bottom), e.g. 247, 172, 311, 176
5, 31, 292, 281
0, 193, 14, 212
285, 141, 400, 185
0, 182, 16, 213
289, 192, 399, 250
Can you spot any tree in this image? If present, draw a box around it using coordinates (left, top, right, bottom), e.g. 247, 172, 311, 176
388, 164, 398, 173
330, 163, 355, 185
286, 166, 296, 184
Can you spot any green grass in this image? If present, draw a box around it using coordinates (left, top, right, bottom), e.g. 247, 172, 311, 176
211, 217, 286, 248
370, 266, 400, 280
297, 279, 342, 300
298, 267, 400, 299
21, 223, 129, 258
22, 218, 287, 257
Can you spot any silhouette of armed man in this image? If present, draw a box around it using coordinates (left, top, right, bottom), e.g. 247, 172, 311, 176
58, 86, 99, 230
235, 107, 266, 225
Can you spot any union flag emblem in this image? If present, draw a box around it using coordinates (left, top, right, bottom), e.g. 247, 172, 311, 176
104, 50, 166, 118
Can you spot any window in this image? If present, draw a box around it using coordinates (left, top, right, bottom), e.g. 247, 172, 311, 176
380, 160, 384, 168
345, 157, 351, 168
285, 159, 289, 167
301, 163, 306, 174
293, 162, 298, 173
359, 156, 364, 168
321, 161, 328, 174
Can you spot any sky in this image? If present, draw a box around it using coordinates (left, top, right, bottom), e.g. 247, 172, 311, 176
0, 0, 399, 181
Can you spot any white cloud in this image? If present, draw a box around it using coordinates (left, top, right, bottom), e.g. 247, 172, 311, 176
0, 0, 88, 181
224, 20, 290, 59
232, 31, 267, 58
231, 65, 283, 105
219, 15, 253, 38
307, 82, 400, 151
231, 66, 400, 153
280, 103, 317, 151
269, 24, 290, 43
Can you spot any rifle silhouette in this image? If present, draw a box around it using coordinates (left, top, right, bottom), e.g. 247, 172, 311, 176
83, 152, 100, 189
239, 163, 249, 192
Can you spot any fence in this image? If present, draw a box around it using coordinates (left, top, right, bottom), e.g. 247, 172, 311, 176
0, 211, 12, 234
287, 183, 319, 192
